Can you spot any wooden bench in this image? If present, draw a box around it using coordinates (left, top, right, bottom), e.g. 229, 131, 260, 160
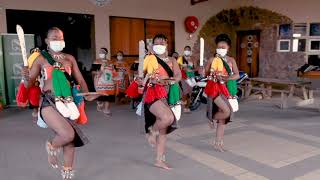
244, 78, 313, 109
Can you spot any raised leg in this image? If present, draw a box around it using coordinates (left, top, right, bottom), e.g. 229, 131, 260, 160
41, 106, 75, 169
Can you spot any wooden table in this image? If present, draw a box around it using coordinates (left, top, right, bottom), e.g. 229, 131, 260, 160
244, 77, 313, 109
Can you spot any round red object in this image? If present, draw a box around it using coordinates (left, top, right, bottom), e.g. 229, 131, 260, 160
185, 16, 200, 33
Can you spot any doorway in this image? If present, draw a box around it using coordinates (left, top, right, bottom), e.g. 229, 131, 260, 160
110, 16, 175, 64
6, 9, 95, 71
236, 30, 260, 77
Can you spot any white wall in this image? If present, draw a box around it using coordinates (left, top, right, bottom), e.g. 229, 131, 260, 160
0, 0, 232, 59
0, 0, 320, 60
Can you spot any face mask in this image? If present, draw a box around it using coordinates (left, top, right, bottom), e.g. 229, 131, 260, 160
49, 41, 65, 53
99, 53, 106, 59
153, 45, 166, 55
216, 48, 228, 57
117, 55, 123, 61
184, 50, 191, 56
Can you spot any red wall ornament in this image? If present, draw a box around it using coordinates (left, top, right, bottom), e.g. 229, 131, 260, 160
185, 16, 200, 34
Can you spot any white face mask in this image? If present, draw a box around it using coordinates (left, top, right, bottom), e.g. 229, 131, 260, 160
99, 53, 106, 59
184, 50, 191, 56
49, 41, 65, 53
153, 45, 166, 55
117, 55, 123, 61
216, 48, 228, 57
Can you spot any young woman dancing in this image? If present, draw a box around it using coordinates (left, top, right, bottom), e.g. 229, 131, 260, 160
204, 34, 240, 152
127, 34, 181, 170
22, 27, 95, 179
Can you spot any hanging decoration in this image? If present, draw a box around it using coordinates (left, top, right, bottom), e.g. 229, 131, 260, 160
185, 16, 200, 39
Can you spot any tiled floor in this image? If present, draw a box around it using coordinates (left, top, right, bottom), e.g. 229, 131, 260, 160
1, 97, 320, 180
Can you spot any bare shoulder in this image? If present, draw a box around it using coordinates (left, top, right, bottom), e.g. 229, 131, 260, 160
34, 54, 46, 66
64, 53, 76, 63
227, 56, 236, 63
207, 57, 214, 63
169, 57, 178, 64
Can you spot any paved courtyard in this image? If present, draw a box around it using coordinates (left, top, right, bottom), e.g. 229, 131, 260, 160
1, 97, 320, 180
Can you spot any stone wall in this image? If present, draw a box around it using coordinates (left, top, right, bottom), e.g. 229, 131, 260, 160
193, 6, 305, 79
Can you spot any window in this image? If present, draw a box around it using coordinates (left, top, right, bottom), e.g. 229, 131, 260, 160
277, 40, 291, 52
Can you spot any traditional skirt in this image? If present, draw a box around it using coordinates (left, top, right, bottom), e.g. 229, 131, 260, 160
143, 84, 178, 134
204, 80, 231, 99
206, 95, 233, 125
39, 91, 89, 147
144, 84, 167, 104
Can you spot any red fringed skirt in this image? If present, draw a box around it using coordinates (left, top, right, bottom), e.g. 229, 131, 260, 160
144, 84, 167, 104
204, 80, 230, 99
126, 81, 139, 98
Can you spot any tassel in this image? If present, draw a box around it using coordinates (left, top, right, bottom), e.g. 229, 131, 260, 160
211, 57, 224, 72
76, 101, 88, 125
28, 85, 41, 107
55, 97, 71, 118
71, 85, 83, 105
227, 80, 237, 97
65, 97, 80, 120
126, 81, 139, 98
168, 83, 181, 105
16, 80, 29, 107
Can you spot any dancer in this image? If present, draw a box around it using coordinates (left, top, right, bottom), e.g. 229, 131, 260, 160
92, 48, 116, 117
22, 27, 95, 179
177, 46, 196, 113
114, 51, 130, 103
137, 34, 181, 170
203, 34, 240, 152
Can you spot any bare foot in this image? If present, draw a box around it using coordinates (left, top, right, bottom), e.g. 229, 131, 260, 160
154, 160, 172, 170
103, 109, 112, 118
46, 141, 60, 169
213, 141, 227, 152
208, 120, 215, 129
146, 133, 156, 148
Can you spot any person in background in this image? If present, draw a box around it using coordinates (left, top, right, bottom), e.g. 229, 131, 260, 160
92, 48, 116, 117
171, 52, 179, 60
177, 46, 197, 113
114, 51, 130, 104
